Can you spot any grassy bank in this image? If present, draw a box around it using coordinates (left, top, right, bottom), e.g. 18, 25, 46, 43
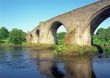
1, 42, 110, 56
54, 45, 98, 56
0, 42, 99, 56
0, 42, 56, 50
22, 43, 56, 50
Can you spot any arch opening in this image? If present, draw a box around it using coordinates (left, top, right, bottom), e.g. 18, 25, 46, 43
30, 34, 32, 39
90, 6, 110, 45
90, 6, 110, 35
49, 21, 67, 45
36, 29, 40, 37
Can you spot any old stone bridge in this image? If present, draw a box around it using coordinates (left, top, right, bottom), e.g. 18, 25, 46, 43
26, 0, 110, 46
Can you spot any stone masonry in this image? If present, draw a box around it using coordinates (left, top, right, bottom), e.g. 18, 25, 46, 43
26, 0, 110, 46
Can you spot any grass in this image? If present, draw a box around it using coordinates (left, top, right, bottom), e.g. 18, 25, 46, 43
0, 42, 98, 56
22, 42, 56, 50
0, 42, 55, 50
55, 44, 98, 56
103, 46, 110, 52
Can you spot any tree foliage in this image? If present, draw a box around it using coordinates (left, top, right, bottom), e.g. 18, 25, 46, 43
57, 27, 110, 46
57, 32, 66, 45
0, 27, 26, 45
93, 27, 110, 46
0, 27, 9, 41
9, 28, 26, 45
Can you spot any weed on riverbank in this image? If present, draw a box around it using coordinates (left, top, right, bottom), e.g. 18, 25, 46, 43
55, 45, 98, 56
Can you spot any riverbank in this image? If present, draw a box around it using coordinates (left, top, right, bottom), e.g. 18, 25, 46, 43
0, 43, 103, 56
1, 42, 110, 56
0, 43, 55, 50
54, 45, 99, 56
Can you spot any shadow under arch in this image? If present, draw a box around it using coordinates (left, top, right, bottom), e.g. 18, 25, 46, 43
48, 21, 67, 44
90, 5, 110, 53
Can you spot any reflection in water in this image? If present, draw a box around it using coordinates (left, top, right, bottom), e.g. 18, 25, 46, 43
0, 47, 110, 78
37, 60, 65, 78
93, 58, 110, 78
62, 57, 96, 78
51, 64, 65, 78
36, 51, 95, 78
36, 50, 64, 78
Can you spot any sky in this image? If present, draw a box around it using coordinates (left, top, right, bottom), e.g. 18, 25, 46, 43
0, 0, 110, 32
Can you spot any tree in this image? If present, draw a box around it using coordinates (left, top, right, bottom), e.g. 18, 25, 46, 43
106, 27, 110, 40
96, 28, 106, 39
57, 32, 66, 45
9, 28, 26, 45
96, 27, 110, 41
0, 27, 9, 41
93, 27, 110, 46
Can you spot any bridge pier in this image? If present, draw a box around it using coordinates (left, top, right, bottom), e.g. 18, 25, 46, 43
64, 28, 92, 46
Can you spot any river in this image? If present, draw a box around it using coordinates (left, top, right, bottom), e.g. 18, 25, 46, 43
0, 47, 110, 78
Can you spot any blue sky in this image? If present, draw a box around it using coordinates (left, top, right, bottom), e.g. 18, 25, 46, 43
0, 0, 110, 32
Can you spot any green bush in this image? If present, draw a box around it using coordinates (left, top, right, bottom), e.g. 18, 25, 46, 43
0, 27, 9, 40
57, 32, 66, 45
93, 27, 110, 46
55, 44, 98, 55
9, 28, 26, 45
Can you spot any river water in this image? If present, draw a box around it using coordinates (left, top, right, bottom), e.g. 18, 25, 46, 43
0, 47, 110, 78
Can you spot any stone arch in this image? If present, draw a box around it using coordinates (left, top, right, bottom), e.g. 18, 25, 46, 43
26, 0, 110, 46
35, 29, 40, 43
80, 5, 110, 46
36, 29, 40, 37
48, 21, 67, 44
30, 34, 32, 38
90, 5, 110, 35
89, 5, 110, 45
